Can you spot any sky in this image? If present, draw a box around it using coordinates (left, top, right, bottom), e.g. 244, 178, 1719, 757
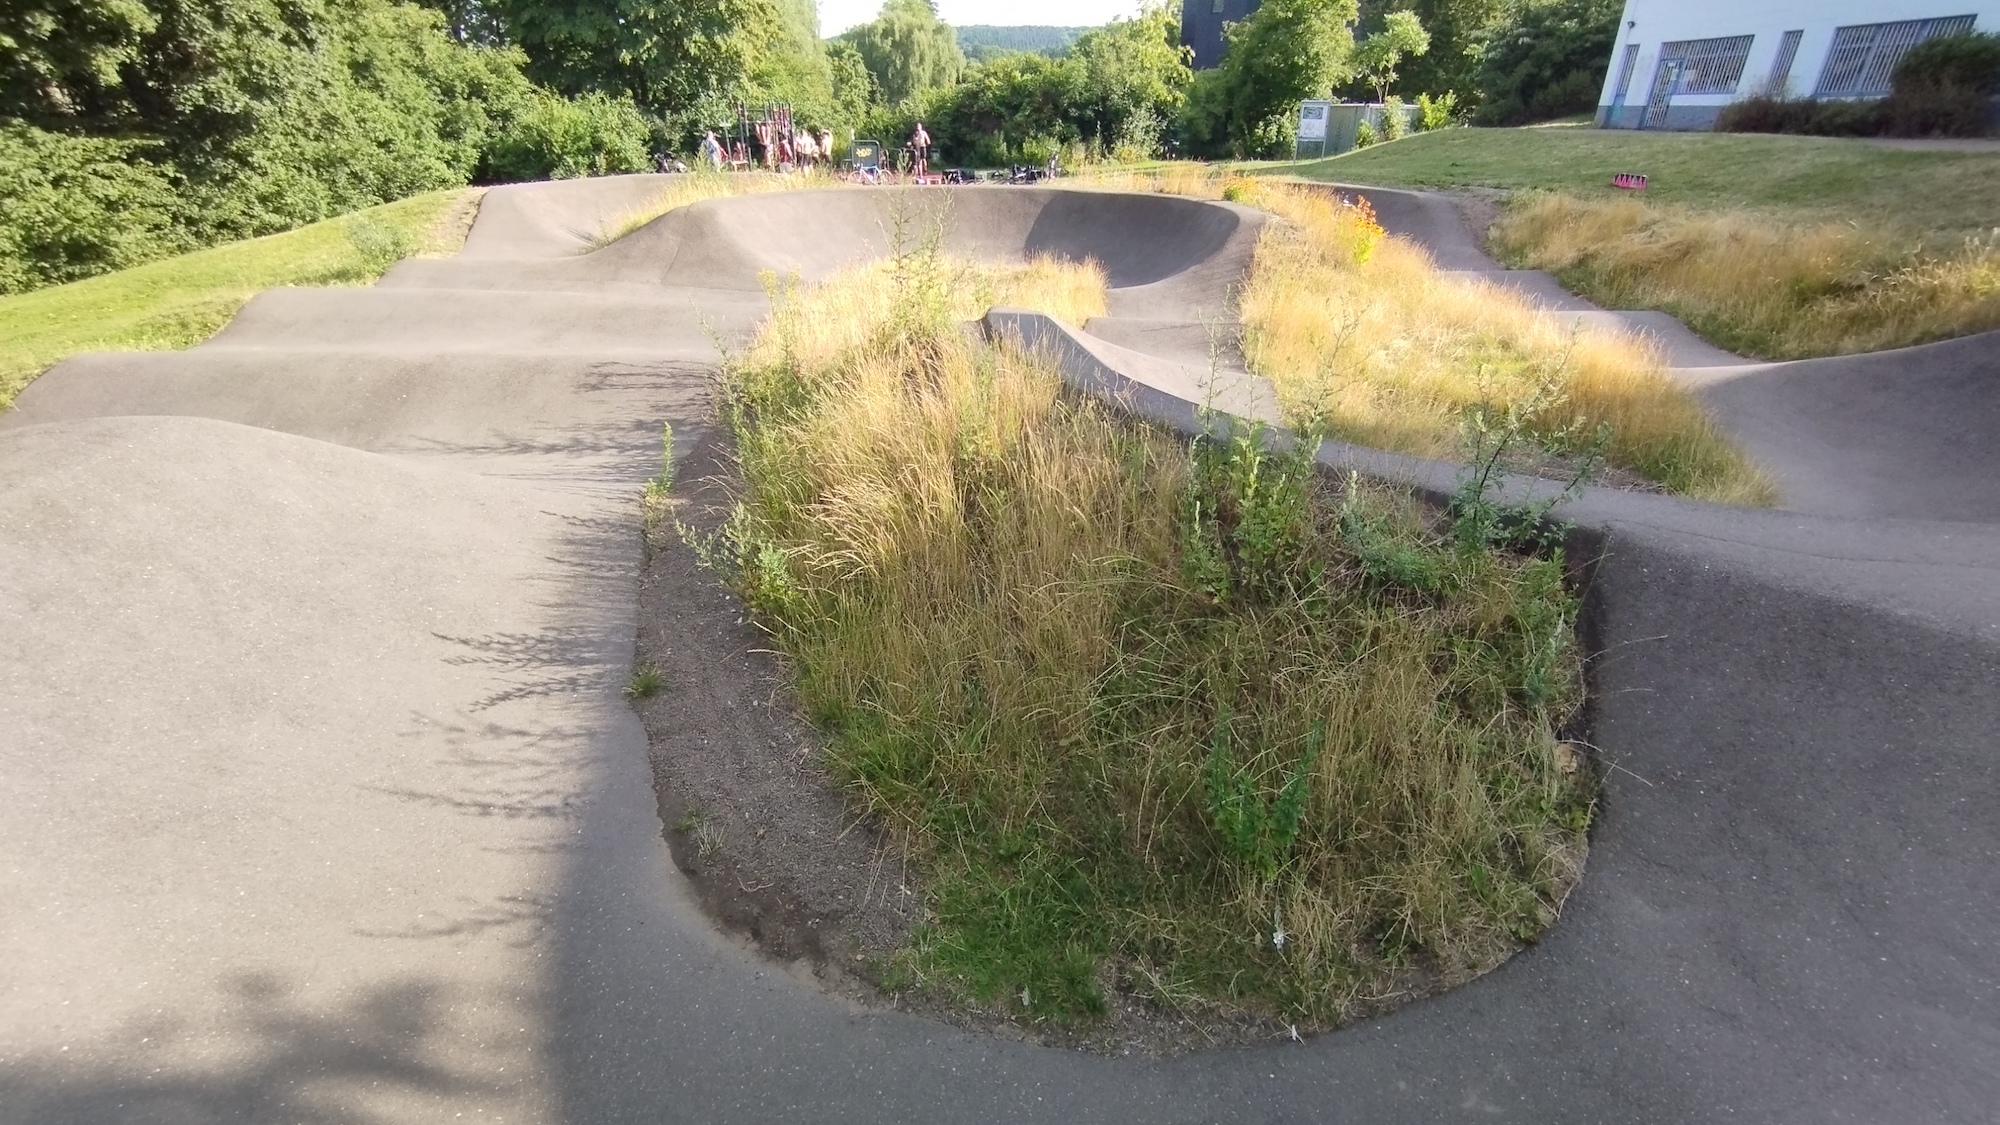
818, 0, 1149, 37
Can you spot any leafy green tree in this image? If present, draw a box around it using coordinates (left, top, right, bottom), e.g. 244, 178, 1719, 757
826, 40, 878, 122
734, 0, 837, 123
492, 0, 762, 113
1067, 4, 1190, 147
1185, 0, 1358, 157
839, 0, 963, 106
926, 50, 1081, 163
1472, 0, 1617, 125
0, 0, 158, 129
1358, 0, 1503, 97
479, 89, 651, 179
409, 0, 508, 44
874, 5, 1190, 165
1353, 9, 1428, 101
0, 123, 183, 292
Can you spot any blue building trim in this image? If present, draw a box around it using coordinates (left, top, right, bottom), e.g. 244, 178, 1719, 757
1598, 103, 1727, 130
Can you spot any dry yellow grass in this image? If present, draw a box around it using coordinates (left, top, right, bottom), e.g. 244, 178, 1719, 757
1238, 181, 1773, 503
1072, 171, 1772, 503
1071, 163, 1230, 199
747, 250, 1107, 378
588, 168, 840, 248
1493, 192, 2000, 360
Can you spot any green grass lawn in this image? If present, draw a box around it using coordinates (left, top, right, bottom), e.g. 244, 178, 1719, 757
0, 188, 479, 410
1263, 127, 2000, 234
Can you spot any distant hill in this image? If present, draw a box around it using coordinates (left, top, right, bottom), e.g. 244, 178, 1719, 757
955, 25, 1089, 61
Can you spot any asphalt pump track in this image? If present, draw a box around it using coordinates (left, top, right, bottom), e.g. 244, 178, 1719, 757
2, 177, 1996, 1123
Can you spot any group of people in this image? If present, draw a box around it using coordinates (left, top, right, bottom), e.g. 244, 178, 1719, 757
699, 123, 836, 173
694, 118, 938, 179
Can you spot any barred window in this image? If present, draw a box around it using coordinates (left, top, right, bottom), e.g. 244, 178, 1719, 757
1613, 43, 1641, 101
1816, 16, 1979, 97
1659, 36, 1756, 96
1768, 30, 1803, 93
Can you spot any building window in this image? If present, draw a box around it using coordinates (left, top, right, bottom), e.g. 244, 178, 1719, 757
1768, 30, 1803, 93
1659, 35, 1756, 96
1612, 43, 1641, 102
1816, 16, 1979, 98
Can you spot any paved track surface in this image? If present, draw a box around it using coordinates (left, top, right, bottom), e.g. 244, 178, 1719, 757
3, 177, 1995, 1124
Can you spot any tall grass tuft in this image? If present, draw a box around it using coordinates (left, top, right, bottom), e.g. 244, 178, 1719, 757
586, 168, 837, 249
1073, 170, 1773, 504
1233, 181, 1774, 504
1493, 192, 2000, 360
712, 226, 1597, 1029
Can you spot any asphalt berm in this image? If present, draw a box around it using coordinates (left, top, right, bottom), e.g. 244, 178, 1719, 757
2, 177, 1996, 1123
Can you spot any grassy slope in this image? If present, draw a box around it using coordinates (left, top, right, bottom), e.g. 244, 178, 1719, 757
1268, 127, 2000, 234
0, 188, 479, 410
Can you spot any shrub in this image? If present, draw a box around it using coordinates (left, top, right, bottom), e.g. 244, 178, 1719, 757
1719, 33, 1999, 140
1895, 30, 2000, 94
480, 92, 654, 182
1715, 94, 1886, 136
1882, 84, 1994, 137
1884, 31, 2000, 137
1472, 0, 1621, 126
1417, 90, 1460, 130
1353, 119, 1379, 147
1380, 94, 1408, 140
0, 124, 185, 294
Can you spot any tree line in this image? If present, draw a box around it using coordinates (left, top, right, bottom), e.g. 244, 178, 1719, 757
0, 0, 1618, 294
835, 0, 1618, 166
0, 0, 857, 293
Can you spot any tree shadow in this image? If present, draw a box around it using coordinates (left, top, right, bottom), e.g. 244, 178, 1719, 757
0, 972, 516, 1125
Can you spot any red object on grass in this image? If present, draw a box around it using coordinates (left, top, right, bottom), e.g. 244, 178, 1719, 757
1613, 172, 1649, 190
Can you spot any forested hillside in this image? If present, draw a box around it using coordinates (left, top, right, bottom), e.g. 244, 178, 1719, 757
955, 25, 1087, 61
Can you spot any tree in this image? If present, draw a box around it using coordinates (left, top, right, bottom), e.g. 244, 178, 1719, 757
1471, 0, 1617, 125
1186, 0, 1358, 157
0, 0, 158, 129
826, 41, 878, 122
1067, 4, 1191, 148
409, 0, 509, 44
838, 0, 963, 106
741, 0, 836, 122
1357, 0, 1503, 97
490, 0, 765, 114
1353, 9, 1428, 101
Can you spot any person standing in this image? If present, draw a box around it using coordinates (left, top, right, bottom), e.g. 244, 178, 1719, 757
818, 127, 835, 167
910, 121, 932, 176
700, 130, 724, 170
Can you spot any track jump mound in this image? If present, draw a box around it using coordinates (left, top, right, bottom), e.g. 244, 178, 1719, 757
2, 176, 1997, 1124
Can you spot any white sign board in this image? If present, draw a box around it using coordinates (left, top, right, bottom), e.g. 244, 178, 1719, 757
1297, 101, 1329, 141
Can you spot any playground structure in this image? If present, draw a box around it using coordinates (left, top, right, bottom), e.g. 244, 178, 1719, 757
702, 113, 1049, 186
0, 179, 1994, 1123
712, 103, 838, 173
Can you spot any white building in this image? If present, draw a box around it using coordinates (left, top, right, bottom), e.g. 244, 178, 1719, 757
1596, 2, 1999, 129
